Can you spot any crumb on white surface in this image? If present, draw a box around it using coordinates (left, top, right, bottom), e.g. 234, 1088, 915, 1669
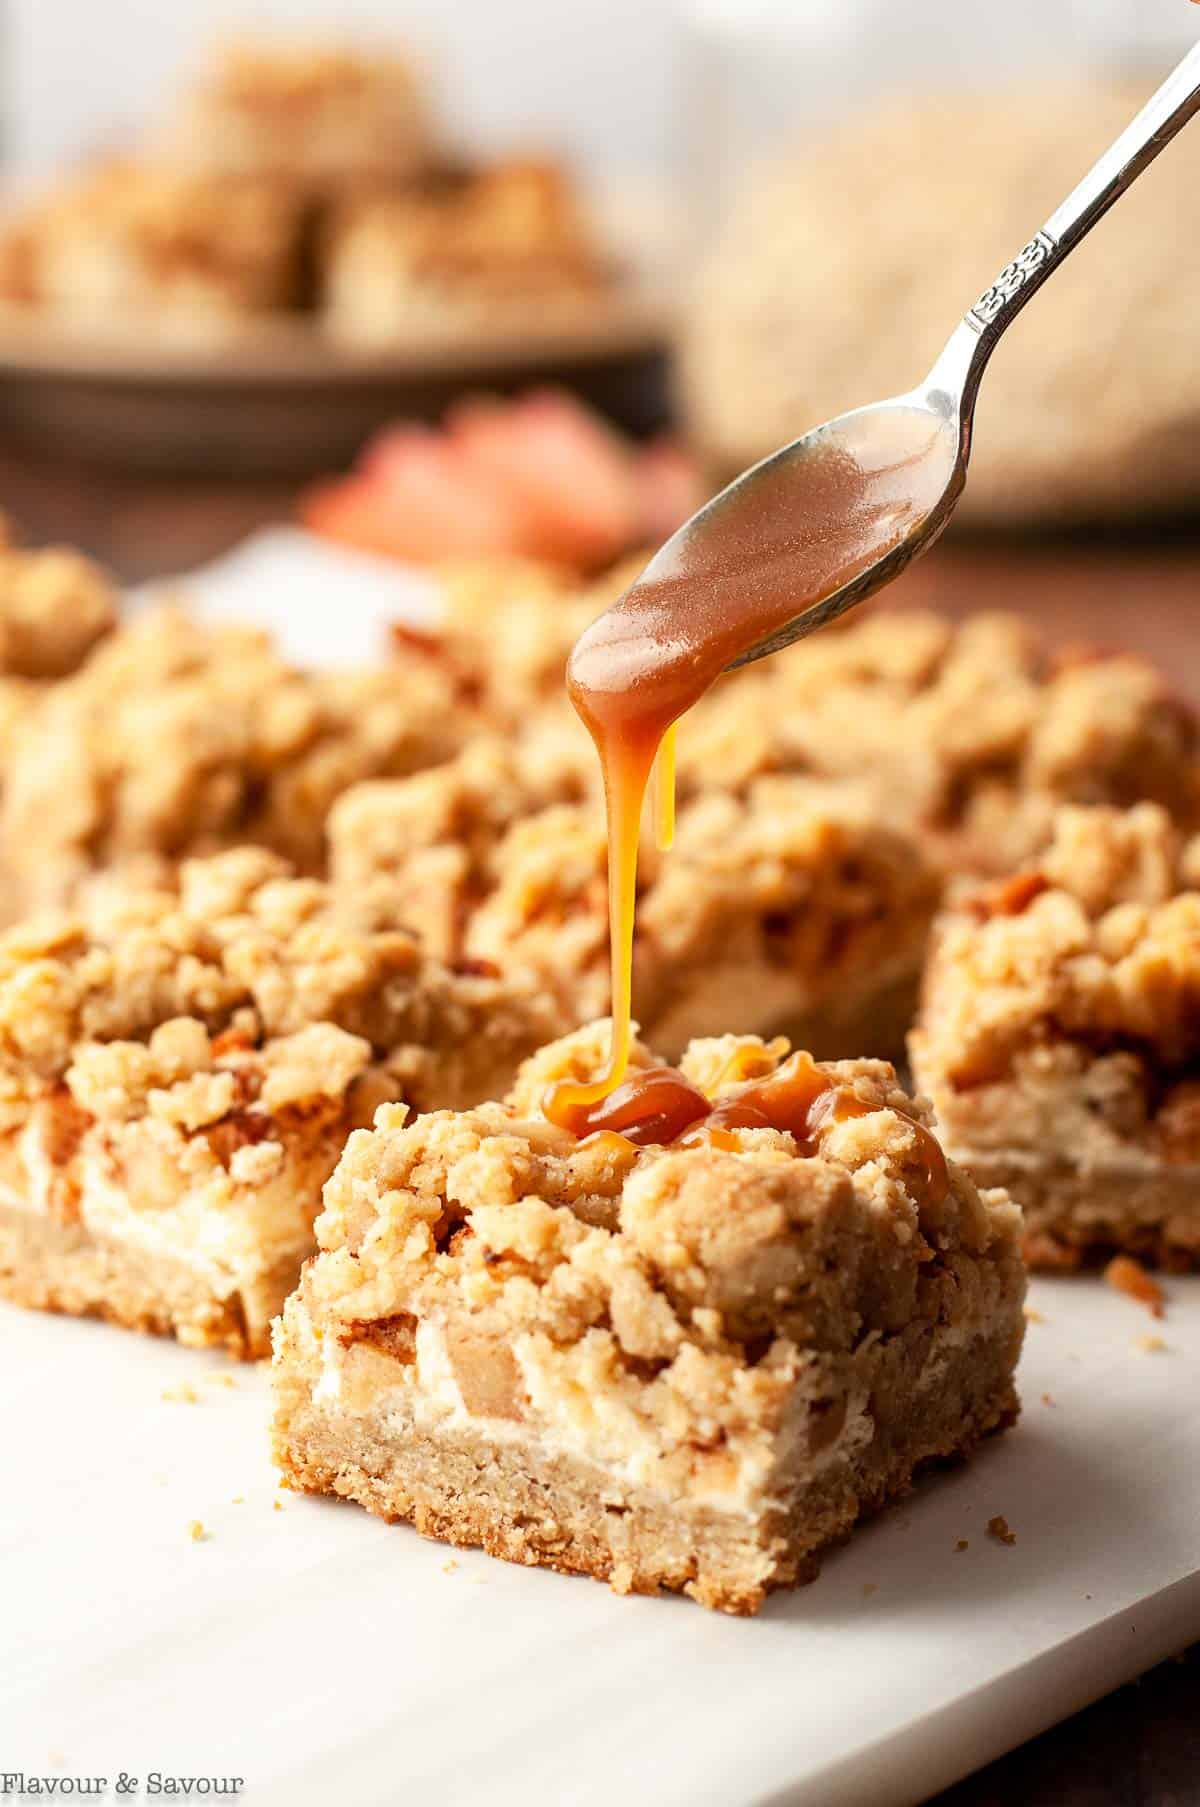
161, 1383, 201, 1404
954, 1540, 969, 1553
987, 1516, 1016, 1547
1105, 1255, 1166, 1319
1024, 1307, 1046, 1324
187, 1520, 207, 1542
1136, 1334, 1168, 1353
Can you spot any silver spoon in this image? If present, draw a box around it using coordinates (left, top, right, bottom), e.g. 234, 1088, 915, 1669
652, 39, 1200, 673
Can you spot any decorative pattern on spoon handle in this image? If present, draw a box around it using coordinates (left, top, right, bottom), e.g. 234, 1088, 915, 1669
965, 230, 1058, 333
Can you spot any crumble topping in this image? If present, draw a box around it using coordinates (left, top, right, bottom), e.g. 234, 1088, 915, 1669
413, 554, 641, 724
0, 844, 560, 1124
0, 160, 306, 325
403, 580, 1197, 877
162, 38, 430, 188
0, 525, 115, 678
915, 804, 1200, 1092
323, 161, 610, 339
911, 804, 1200, 1183
0, 606, 472, 913
310, 1021, 1015, 1374
330, 753, 940, 1034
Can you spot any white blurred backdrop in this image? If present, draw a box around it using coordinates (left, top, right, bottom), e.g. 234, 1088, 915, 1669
9, 0, 1200, 196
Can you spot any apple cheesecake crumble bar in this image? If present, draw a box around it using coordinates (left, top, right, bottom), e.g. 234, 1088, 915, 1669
272, 1022, 1025, 1612
323, 160, 612, 344
328, 743, 941, 1059
911, 803, 1200, 1269
0, 606, 473, 916
0, 848, 560, 1355
729, 610, 1199, 873
159, 38, 431, 192
0, 161, 306, 335
0, 523, 115, 680
412, 571, 1197, 875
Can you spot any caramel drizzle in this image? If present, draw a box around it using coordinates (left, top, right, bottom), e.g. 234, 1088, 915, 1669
545, 405, 958, 1120
547, 1048, 948, 1202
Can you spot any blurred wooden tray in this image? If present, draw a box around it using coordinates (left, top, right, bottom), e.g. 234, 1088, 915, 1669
0, 289, 673, 476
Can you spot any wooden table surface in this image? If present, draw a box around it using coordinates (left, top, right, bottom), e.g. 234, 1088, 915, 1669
2, 438, 1197, 1806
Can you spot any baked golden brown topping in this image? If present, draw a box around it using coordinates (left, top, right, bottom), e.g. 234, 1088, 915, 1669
0, 526, 115, 679
0, 160, 306, 324
0, 606, 474, 914
915, 803, 1200, 1093
162, 37, 431, 188
0, 843, 562, 1124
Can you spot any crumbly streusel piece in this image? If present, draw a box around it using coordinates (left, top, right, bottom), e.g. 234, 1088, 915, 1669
330, 752, 941, 1058
413, 556, 604, 721
680, 610, 1199, 871
323, 160, 611, 343
679, 84, 1200, 525
0, 606, 472, 915
0, 847, 561, 1354
910, 803, 1200, 1269
273, 1021, 1024, 1612
158, 37, 430, 191
0, 160, 306, 334
0, 527, 115, 679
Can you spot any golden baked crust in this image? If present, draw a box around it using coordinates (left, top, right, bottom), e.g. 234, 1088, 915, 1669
273, 1022, 1025, 1611
0, 606, 474, 914
0, 160, 306, 332
0, 847, 562, 1353
911, 804, 1200, 1267
323, 160, 611, 342
160, 37, 431, 190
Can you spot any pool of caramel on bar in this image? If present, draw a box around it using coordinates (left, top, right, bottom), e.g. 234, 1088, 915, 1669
553, 1047, 948, 1200
545, 404, 957, 1136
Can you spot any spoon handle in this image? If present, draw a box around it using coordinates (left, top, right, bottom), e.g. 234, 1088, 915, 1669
930, 39, 1200, 411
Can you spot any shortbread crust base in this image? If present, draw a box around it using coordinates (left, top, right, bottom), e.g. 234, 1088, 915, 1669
950, 1155, 1200, 1271
273, 1305, 1020, 1615
0, 1197, 306, 1357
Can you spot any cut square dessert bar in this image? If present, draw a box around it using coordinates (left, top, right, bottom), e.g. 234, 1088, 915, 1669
159, 38, 431, 192
328, 744, 941, 1060
0, 606, 474, 917
0, 160, 306, 334
322, 160, 612, 345
0, 848, 560, 1356
910, 803, 1200, 1269
272, 1022, 1025, 1612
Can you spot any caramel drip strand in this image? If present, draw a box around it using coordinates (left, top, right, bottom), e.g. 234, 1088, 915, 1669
546, 729, 659, 1117
653, 723, 677, 852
